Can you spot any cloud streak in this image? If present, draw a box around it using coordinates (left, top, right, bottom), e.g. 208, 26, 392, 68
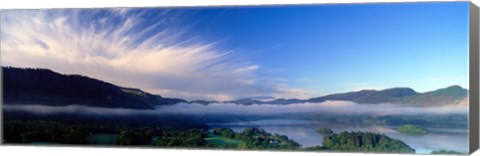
0, 9, 310, 101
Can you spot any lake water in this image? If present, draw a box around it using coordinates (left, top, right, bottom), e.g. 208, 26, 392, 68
207, 119, 468, 154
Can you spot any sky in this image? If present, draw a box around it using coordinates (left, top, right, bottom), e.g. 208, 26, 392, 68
0, 2, 469, 101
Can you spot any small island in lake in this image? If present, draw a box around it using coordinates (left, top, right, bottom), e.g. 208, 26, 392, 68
209, 127, 300, 149
430, 150, 464, 155
306, 131, 415, 153
397, 124, 428, 135
316, 127, 334, 135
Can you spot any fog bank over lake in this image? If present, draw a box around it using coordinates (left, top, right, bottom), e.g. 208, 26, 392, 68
3, 100, 467, 116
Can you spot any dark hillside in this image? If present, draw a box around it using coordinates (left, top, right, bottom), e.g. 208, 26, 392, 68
2, 67, 186, 109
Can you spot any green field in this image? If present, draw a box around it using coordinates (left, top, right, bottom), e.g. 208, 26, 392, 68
86, 134, 118, 145
205, 134, 244, 147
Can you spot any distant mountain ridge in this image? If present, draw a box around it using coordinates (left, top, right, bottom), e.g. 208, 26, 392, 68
2, 66, 468, 108
194, 86, 467, 107
307, 85, 467, 107
307, 87, 418, 104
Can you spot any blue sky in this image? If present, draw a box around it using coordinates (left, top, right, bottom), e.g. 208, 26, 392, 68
1, 2, 469, 100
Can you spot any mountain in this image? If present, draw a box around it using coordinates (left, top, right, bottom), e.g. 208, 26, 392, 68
189, 86, 467, 107
189, 98, 304, 105
266, 98, 304, 105
225, 98, 265, 105
393, 85, 468, 107
189, 99, 218, 105
2, 67, 186, 109
307, 86, 467, 107
308, 88, 418, 104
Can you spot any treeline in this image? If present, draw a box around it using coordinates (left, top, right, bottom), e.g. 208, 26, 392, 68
430, 150, 464, 154
396, 124, 428, 135
3, 120, 207, 145
211, 127, 300, 150
4, 120, 299, 150
154, 129, 207, 147
379, 114, 467, 128
115, 128, 207, 147
285, 113, 468, 128
4, 120, 90, 144
316, 127, 334, 135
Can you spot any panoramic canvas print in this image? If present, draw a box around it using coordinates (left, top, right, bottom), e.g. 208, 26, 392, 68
1, 2, 471, 155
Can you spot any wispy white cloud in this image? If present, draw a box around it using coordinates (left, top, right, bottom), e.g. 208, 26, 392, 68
0, 9, 307, 101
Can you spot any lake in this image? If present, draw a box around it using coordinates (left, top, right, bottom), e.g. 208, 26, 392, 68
207, 119, 468, 154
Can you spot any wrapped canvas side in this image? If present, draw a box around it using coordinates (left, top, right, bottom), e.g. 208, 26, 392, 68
470, 1, 480, 154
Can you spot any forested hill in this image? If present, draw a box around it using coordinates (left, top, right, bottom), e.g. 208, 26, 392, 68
2, 66, 186, 109
307, 85, 468, 107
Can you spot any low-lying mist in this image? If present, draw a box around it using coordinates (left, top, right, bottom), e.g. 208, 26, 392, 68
2, 100, 468, 117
